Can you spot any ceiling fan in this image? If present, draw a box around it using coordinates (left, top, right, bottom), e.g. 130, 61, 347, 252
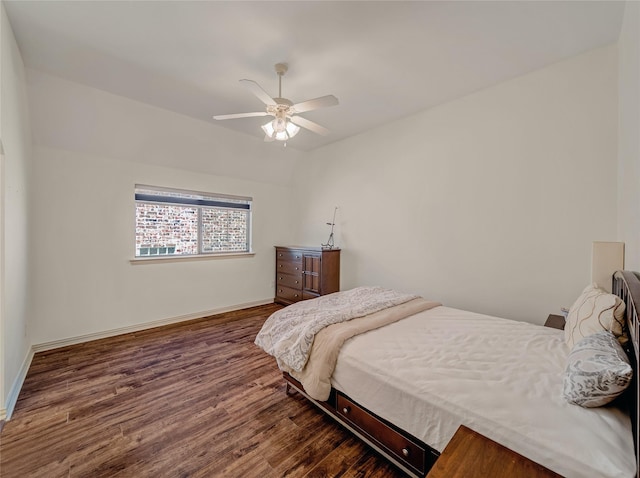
213, 63, 339, 142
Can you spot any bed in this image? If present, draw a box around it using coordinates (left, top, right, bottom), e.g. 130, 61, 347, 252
255, 271, 640, 477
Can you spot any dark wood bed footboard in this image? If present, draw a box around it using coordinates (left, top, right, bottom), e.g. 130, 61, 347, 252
283, 373, 440, 477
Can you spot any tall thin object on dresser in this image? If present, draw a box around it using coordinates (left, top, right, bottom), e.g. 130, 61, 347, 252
322, 207, 338, 250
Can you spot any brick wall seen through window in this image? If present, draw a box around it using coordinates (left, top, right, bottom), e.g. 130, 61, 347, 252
135, 185, 251, 257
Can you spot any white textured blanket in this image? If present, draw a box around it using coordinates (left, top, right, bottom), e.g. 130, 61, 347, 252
289, 298, 441, 400
254, 287, 420, 372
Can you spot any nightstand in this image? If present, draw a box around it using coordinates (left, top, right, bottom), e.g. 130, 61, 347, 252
544, 314, 565, 330
427, 425, 561, 478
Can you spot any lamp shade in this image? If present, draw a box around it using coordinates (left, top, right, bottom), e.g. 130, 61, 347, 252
261, 121, 275, 137
285, 121, 300, 138
591, 241, 624, 292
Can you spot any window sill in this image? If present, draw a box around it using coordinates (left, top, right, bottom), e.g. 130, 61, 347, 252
130, 252, 255, 265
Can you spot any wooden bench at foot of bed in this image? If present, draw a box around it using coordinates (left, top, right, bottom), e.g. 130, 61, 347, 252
283, 373, 440, 477
426, 425, 561, 478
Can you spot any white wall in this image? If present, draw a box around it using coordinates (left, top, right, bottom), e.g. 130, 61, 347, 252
0, 2, 32, 418
30, 147, 292, 344
27, 72, 298, 345
617, 1, 640, 271
293, 46, 619, 324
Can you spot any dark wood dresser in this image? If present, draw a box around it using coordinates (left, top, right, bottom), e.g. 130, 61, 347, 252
275, 246, 340, 305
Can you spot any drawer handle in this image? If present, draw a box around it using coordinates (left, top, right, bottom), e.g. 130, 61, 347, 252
294, 294, 299, 298
279, 253, 282, 257
279, 264, 283, 268
401, 448, 410, 457
342, 406, 350, 414
295, 280, 299, 284
279, 277, 283, 280
278, 289, 283, 293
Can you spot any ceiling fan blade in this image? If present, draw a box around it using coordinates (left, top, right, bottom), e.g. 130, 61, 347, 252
240, 79, 277, 106
290, 116, 330, 136
213, 112, 269, 120
292, 95, 339, 114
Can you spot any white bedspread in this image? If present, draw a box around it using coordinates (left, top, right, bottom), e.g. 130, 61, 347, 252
255, 287, 418, 372
288, 298, 440, 401
331, 306, 636, 478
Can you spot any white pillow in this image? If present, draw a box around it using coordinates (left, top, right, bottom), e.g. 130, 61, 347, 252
563, 330, 632, 407
564, 284, 626, 349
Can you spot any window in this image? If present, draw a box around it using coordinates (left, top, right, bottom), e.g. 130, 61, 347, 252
135, 185, 252, 257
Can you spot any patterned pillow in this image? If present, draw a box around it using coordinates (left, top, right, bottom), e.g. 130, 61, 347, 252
563, 330, 633, 407
564, 284, 626, 349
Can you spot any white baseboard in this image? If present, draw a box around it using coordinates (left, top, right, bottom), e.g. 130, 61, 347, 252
1, 300, 273, 422
33, 299, 274, 353
3, 346, 35, 420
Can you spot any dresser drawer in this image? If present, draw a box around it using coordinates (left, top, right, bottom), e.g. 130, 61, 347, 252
276, 249, 303, 264
277, 273, 302, 290
276, 260, 303, 276
276, 285, 303, 303
337, 394, 428, 475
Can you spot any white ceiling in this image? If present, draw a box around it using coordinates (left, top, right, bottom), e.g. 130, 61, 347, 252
4, 1, 626, 152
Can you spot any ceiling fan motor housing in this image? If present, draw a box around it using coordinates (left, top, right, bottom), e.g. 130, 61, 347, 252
268, 99, 294, 118
274, 63, 288, 76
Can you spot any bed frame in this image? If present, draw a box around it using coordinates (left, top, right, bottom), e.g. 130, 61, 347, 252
614, 271, 640, 478
284, 270, 640, 477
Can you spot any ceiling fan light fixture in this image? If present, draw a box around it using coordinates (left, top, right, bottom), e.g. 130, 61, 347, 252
261, 120, 275, 137
261, 118, 300, 141
273, 117, 287, 133
285, 120, 300, 137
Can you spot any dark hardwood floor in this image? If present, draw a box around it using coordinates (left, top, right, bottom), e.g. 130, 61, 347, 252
0, 304, 406, 478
